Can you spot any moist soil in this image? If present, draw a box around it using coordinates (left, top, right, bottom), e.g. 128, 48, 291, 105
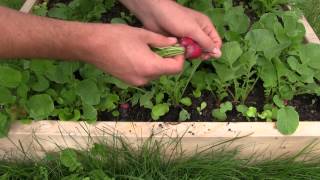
98, 81, 320, 122
47, 0, 320, 122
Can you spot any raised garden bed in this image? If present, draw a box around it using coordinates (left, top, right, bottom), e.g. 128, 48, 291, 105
0, 0, 320, 158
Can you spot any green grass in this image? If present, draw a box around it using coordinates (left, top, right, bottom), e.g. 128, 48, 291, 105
0, 0, 24, 10
1, 136, 320, 179
298, 0, 320, 37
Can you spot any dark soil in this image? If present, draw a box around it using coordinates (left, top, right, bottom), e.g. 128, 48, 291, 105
98, 80, 320, 122
48, 0, 142, 26
47, 0, 320, 122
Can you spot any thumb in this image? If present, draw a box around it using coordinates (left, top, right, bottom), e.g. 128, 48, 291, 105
156, 55, 185, 75
141, 29, 177, 47
188, 27, 216, 53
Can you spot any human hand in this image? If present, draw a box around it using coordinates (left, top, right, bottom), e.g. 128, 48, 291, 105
83, 24, 184, 86
121, 0, 222, 59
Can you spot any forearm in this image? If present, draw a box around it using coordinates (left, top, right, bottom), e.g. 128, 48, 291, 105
0, 6, 91, 61
119, 0, 157, 21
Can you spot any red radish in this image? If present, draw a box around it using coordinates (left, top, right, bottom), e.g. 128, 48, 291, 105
283, 100, 288, 106
179, 37, 202, 59
180, 37, 195, 47
120, 103, 129, 110
185, 43, 202, 59
153, 37, 203, 59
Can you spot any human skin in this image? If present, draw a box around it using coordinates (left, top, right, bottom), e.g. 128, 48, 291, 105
0, 0, 222, 86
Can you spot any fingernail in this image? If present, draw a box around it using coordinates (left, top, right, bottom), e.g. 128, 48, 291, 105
168, 37, 177, 43
213, 48, 222, 58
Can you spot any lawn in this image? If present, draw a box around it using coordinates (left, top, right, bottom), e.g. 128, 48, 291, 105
298, 0, 320, 37
1, 136, 320, 179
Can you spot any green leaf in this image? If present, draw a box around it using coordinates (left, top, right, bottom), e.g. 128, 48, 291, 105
220, 101, 232, 112
246, 107, 257, 118
245, 29, 278, 59
206, 8, 225, 36
17, 84, 29, 99
200, 102, 207, 110
224, 6, 250, 34
236, 104, 248, 116
46, 61, 78, 84
140, 92, 153, 109
191, 71, 207, 90
276, 106, 299, 135
238, 49, 257, 70
298, 44, 320, 69
76, 79, 100, 105
179, 109, 190, 121
79, 64, 104, 79
60, 88, 77, 105
100, 94, 119, 112
0, 87, 15, 105
190, 0, 213, 12
0, 66, 22, 88
220, 41, 243, 66
82, 104, 97, 122
212, 62, 235, 82
273, 95, 285, 108
60, 149, 82, 172
107, 76, 129, 89
151, 103, 169, 121
112, 110, 120, 117
212, 109, 227, 121
258, 110, 273, 120
33, 2, 48, 16
257, 57, 277, 88
31, 74, 50, 92
193, 88, 202, 98
30, 59, 55, 74
48, 3, 70, 20
155, 93, 164, 104
0, 113, 10, 137
111, 17, 127, 24
27, 94, 54, 119
180, 97, 192, 106
58, 109, 81, 121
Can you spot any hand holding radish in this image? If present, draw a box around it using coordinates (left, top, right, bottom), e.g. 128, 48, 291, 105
83, 24, 184, 86
120, 0, 223, 60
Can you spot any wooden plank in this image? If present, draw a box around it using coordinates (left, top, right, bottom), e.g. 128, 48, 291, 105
0, 121, 320, 159
285, 5, 320, 44
300, 16, 320, 44
19, 0, 38, 13
5, 2, 319, 159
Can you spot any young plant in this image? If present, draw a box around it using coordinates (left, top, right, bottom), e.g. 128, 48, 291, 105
179, 108, 191, 121
197, 101, 207, 115
273, 95, 299, 135
212, 101, 232, 121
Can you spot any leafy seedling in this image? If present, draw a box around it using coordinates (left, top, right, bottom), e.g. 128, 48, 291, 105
151, 103, 170, 120
258, 110, 273, 122
212, 101, 232, 121
180, 97, 192, 106
179, 108, 191, 121
197, 102, 207, 115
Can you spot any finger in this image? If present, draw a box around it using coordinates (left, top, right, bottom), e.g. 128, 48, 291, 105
154, 54, 185, 76
203, 23, 223, 49
187, 27, 216, 53
142, 25, 171, 36
140, 29, 177, 47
